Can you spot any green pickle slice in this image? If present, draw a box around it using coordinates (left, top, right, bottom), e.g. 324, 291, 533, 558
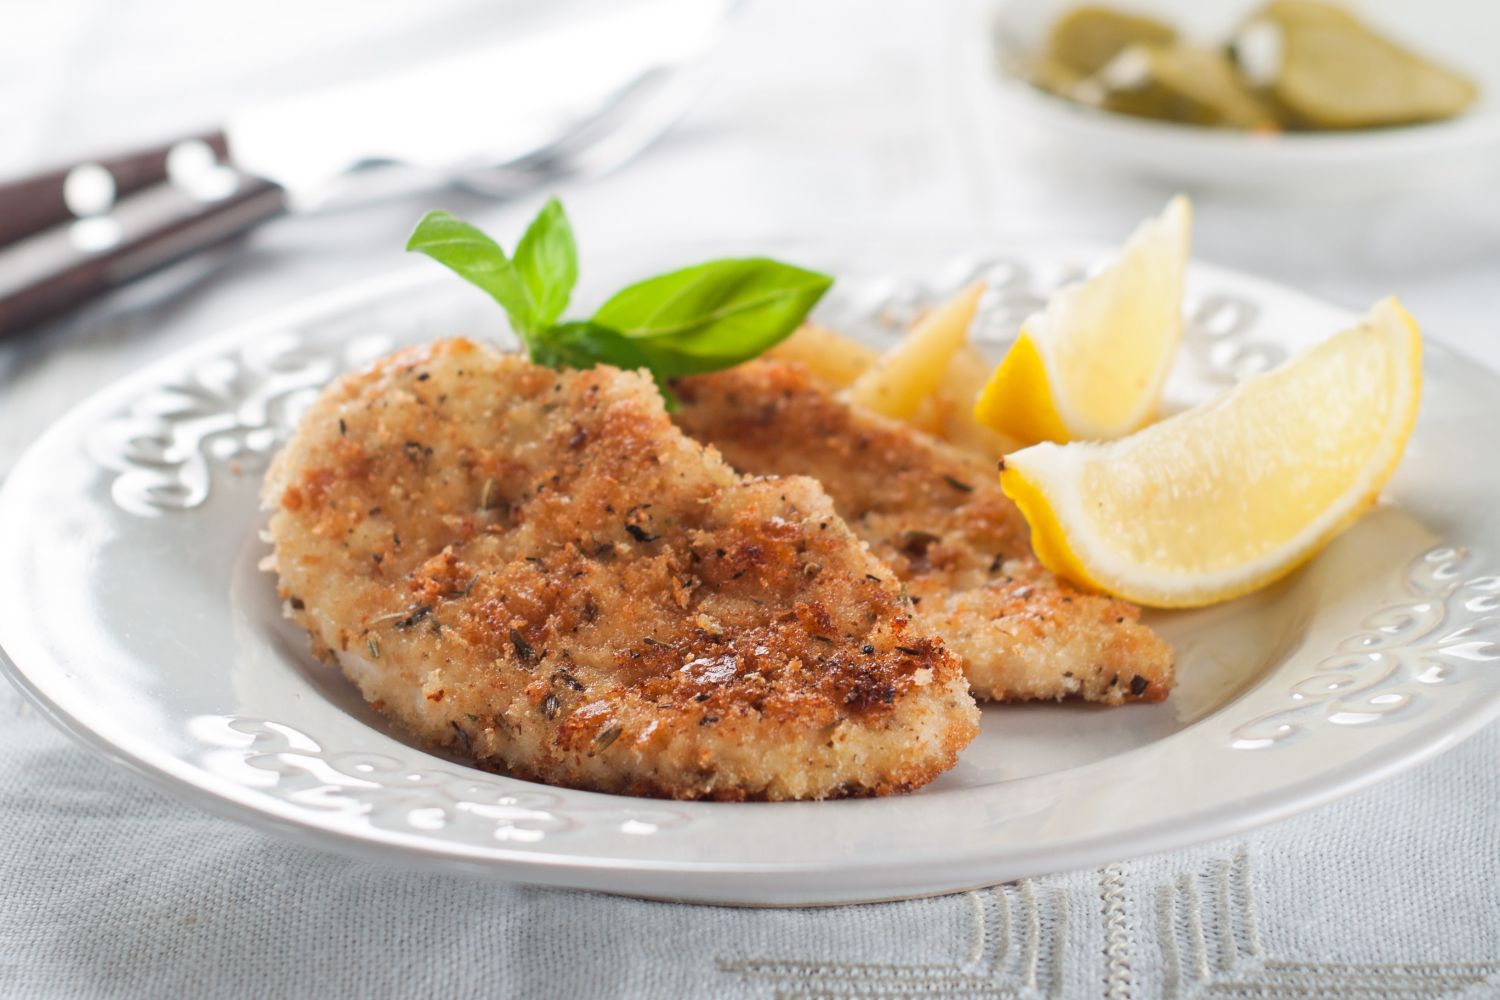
1233, 1, 1477, 129
1045, 5, 1176, 77
1099, 44, 1278, 129
1027, 1, 1478, 132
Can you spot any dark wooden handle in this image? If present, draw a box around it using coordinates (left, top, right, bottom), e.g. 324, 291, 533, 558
0, 170, 288, 339
0, 131, 232, 247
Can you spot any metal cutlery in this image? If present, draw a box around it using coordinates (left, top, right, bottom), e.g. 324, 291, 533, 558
0, 0, 726, 339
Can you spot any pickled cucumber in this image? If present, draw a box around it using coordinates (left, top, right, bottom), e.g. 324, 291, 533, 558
1233, 2, 1477, 129
1026, 1, 1478, 132
1045, 5, 1176, 76
1098, 45, 1277, 129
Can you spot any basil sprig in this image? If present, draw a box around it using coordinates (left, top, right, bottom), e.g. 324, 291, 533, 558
406, 200, 832, 405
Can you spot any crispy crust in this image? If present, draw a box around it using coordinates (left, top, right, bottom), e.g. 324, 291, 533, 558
263, 340, 978, 800
673, 360, 1175, 705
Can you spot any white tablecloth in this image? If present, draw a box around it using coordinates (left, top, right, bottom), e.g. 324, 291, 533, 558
3, 2, 1499, 997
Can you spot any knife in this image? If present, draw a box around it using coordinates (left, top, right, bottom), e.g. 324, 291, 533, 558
0, 0, 726, 339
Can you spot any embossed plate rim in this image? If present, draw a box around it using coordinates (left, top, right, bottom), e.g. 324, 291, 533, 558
3, 240, 1498, 906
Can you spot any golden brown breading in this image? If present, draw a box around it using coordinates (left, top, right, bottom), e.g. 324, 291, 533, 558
673, 360, 1175, 705
263, 339, 978, 800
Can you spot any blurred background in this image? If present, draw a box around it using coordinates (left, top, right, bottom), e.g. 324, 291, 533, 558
3, 0, 1499, 472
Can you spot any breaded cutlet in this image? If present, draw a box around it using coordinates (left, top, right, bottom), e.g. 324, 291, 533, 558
673, 360, 1175, 705
263, 339, 979, 800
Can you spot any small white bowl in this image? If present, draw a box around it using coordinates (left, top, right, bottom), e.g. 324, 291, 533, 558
986, 0, 1500, 194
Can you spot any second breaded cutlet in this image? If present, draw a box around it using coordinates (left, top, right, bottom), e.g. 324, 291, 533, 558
264, 339, 979, 800
674, 360, 1175, 704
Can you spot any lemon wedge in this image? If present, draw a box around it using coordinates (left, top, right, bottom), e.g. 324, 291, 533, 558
975, 196, 1190, 445
848, 282, 985, 422
999, 297, 1422, 608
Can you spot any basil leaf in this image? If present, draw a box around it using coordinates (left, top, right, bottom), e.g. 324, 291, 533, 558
513, 198, 577, 329
592, 258, 833, 365
614, 341, 762, 379
406, 210, 536, 334
531, 321, 650, 370
406, 206, 835, 409
533, 322, 679, 408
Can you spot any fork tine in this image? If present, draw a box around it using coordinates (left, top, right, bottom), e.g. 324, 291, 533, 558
452, 65, 692, 197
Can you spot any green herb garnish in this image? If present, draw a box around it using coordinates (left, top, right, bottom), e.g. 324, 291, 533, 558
405, 199, 832, 406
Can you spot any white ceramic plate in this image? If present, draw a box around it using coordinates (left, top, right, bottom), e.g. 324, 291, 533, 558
983, 0, 1500, 194
3, 239, 1499, 906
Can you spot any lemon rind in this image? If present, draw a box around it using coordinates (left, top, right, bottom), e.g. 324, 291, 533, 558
972, 331, 1072, 445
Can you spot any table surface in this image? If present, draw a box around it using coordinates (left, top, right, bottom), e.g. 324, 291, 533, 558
3, 2, 1498, 998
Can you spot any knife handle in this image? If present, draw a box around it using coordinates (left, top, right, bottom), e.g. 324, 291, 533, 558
0, 131, 233, 247
0, 167, 288, 340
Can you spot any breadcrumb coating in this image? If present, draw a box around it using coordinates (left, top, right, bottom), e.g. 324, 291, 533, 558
674, 360, 1175, 704
264, 340, 978, 800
